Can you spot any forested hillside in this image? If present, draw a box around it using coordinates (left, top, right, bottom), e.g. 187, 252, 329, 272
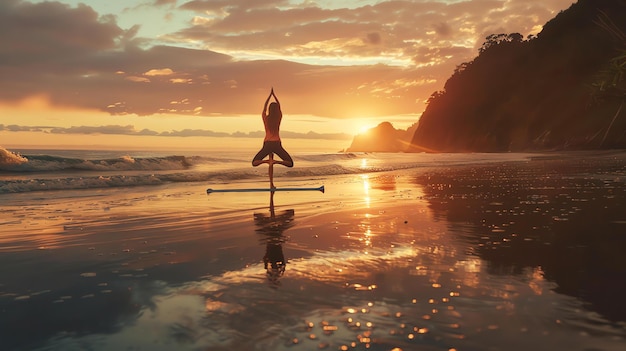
408, 0, 626, 152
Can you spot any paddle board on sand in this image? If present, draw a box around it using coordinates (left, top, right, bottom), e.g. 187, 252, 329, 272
207, 185, 324, 194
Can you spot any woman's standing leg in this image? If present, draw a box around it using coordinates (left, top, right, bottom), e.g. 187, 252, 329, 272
268, 153, 275, 188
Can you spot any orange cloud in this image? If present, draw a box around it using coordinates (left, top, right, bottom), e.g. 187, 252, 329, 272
144, 68, 175, 76
125, 76, 151, 83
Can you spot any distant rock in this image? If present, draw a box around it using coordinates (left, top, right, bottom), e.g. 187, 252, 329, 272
346, 122, 418, 152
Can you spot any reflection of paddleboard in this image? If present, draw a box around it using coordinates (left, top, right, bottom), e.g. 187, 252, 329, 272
207, 186, 324, 194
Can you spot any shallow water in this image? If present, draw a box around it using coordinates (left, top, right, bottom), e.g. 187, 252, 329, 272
1, 152, 625, 351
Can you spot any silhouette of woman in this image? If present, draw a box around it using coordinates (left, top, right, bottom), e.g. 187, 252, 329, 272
252, 88, 293, 188
254, 192, 294, 287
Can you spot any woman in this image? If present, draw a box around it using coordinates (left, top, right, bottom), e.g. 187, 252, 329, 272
252, 88, 294, 170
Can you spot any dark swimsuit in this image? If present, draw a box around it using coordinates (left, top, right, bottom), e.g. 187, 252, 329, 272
252, 141, 293, 167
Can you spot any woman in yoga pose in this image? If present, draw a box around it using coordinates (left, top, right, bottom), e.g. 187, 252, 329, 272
252, 88, 293, 188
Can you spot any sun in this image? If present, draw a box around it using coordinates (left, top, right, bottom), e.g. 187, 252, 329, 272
347, 118, 377, 136
358, 124, 374, 135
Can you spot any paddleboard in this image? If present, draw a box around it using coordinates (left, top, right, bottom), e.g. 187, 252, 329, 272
207, 185, 324, 194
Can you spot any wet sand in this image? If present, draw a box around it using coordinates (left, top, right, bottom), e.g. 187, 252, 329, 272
1, 151, 625, 351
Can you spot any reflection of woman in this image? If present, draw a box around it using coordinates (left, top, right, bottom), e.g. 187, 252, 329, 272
252, 88, 294, 174
254, 192, 294, 286
263, 239, 286, 280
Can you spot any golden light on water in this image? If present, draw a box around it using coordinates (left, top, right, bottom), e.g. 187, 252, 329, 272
361, 174, 371, 207
528, 266, 546, 295
363, 228, 372, 247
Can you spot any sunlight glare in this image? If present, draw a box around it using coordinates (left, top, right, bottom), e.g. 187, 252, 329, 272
361, 175, 371, 207
359, 125, 373, 134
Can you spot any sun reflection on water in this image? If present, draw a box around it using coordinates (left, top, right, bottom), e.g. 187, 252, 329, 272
528, 266, 546, 296
361, 174, 371, 207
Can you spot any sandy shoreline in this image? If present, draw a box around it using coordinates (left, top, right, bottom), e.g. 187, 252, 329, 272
1, 153, 625, 350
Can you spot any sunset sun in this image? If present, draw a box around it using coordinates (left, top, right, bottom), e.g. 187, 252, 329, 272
358, 124, 372, 135
354, 120, 376, 135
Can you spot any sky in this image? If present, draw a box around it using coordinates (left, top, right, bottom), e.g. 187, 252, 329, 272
0, 0, 575, 150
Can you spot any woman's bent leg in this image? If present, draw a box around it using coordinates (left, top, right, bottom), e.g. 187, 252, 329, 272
252, 146, 270, 166
274, 145, 293, 167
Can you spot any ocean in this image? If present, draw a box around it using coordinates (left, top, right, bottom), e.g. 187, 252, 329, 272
1, 147, 625, 351
0, 147, 532, 194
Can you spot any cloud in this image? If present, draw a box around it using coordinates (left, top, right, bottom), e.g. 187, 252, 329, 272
174, 0, 577, 65
432, 22, 453, 37
144, 68, 175, 76
0, 0, 575, 120
0, 124, 47, 132
49, 125, 153, 135
159, 129, 230, 137
126, 76, 151, 83
1, 124, 351, 140
0, 0, 124, 65
179, 0, 287, 13
365, 32, 382, 45
170, 78, 193, 84
154, 0, 177, 6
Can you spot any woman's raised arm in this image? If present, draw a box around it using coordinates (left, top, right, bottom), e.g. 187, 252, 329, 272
262, 90, 272, 117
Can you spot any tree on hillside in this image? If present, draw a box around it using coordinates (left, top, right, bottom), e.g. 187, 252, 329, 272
479, 33, 524, 54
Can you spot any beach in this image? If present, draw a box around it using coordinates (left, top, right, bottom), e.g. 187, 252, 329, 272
1, 149, 625, 351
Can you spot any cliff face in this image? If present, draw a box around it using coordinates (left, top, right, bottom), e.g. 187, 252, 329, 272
407, 0, 626, 152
